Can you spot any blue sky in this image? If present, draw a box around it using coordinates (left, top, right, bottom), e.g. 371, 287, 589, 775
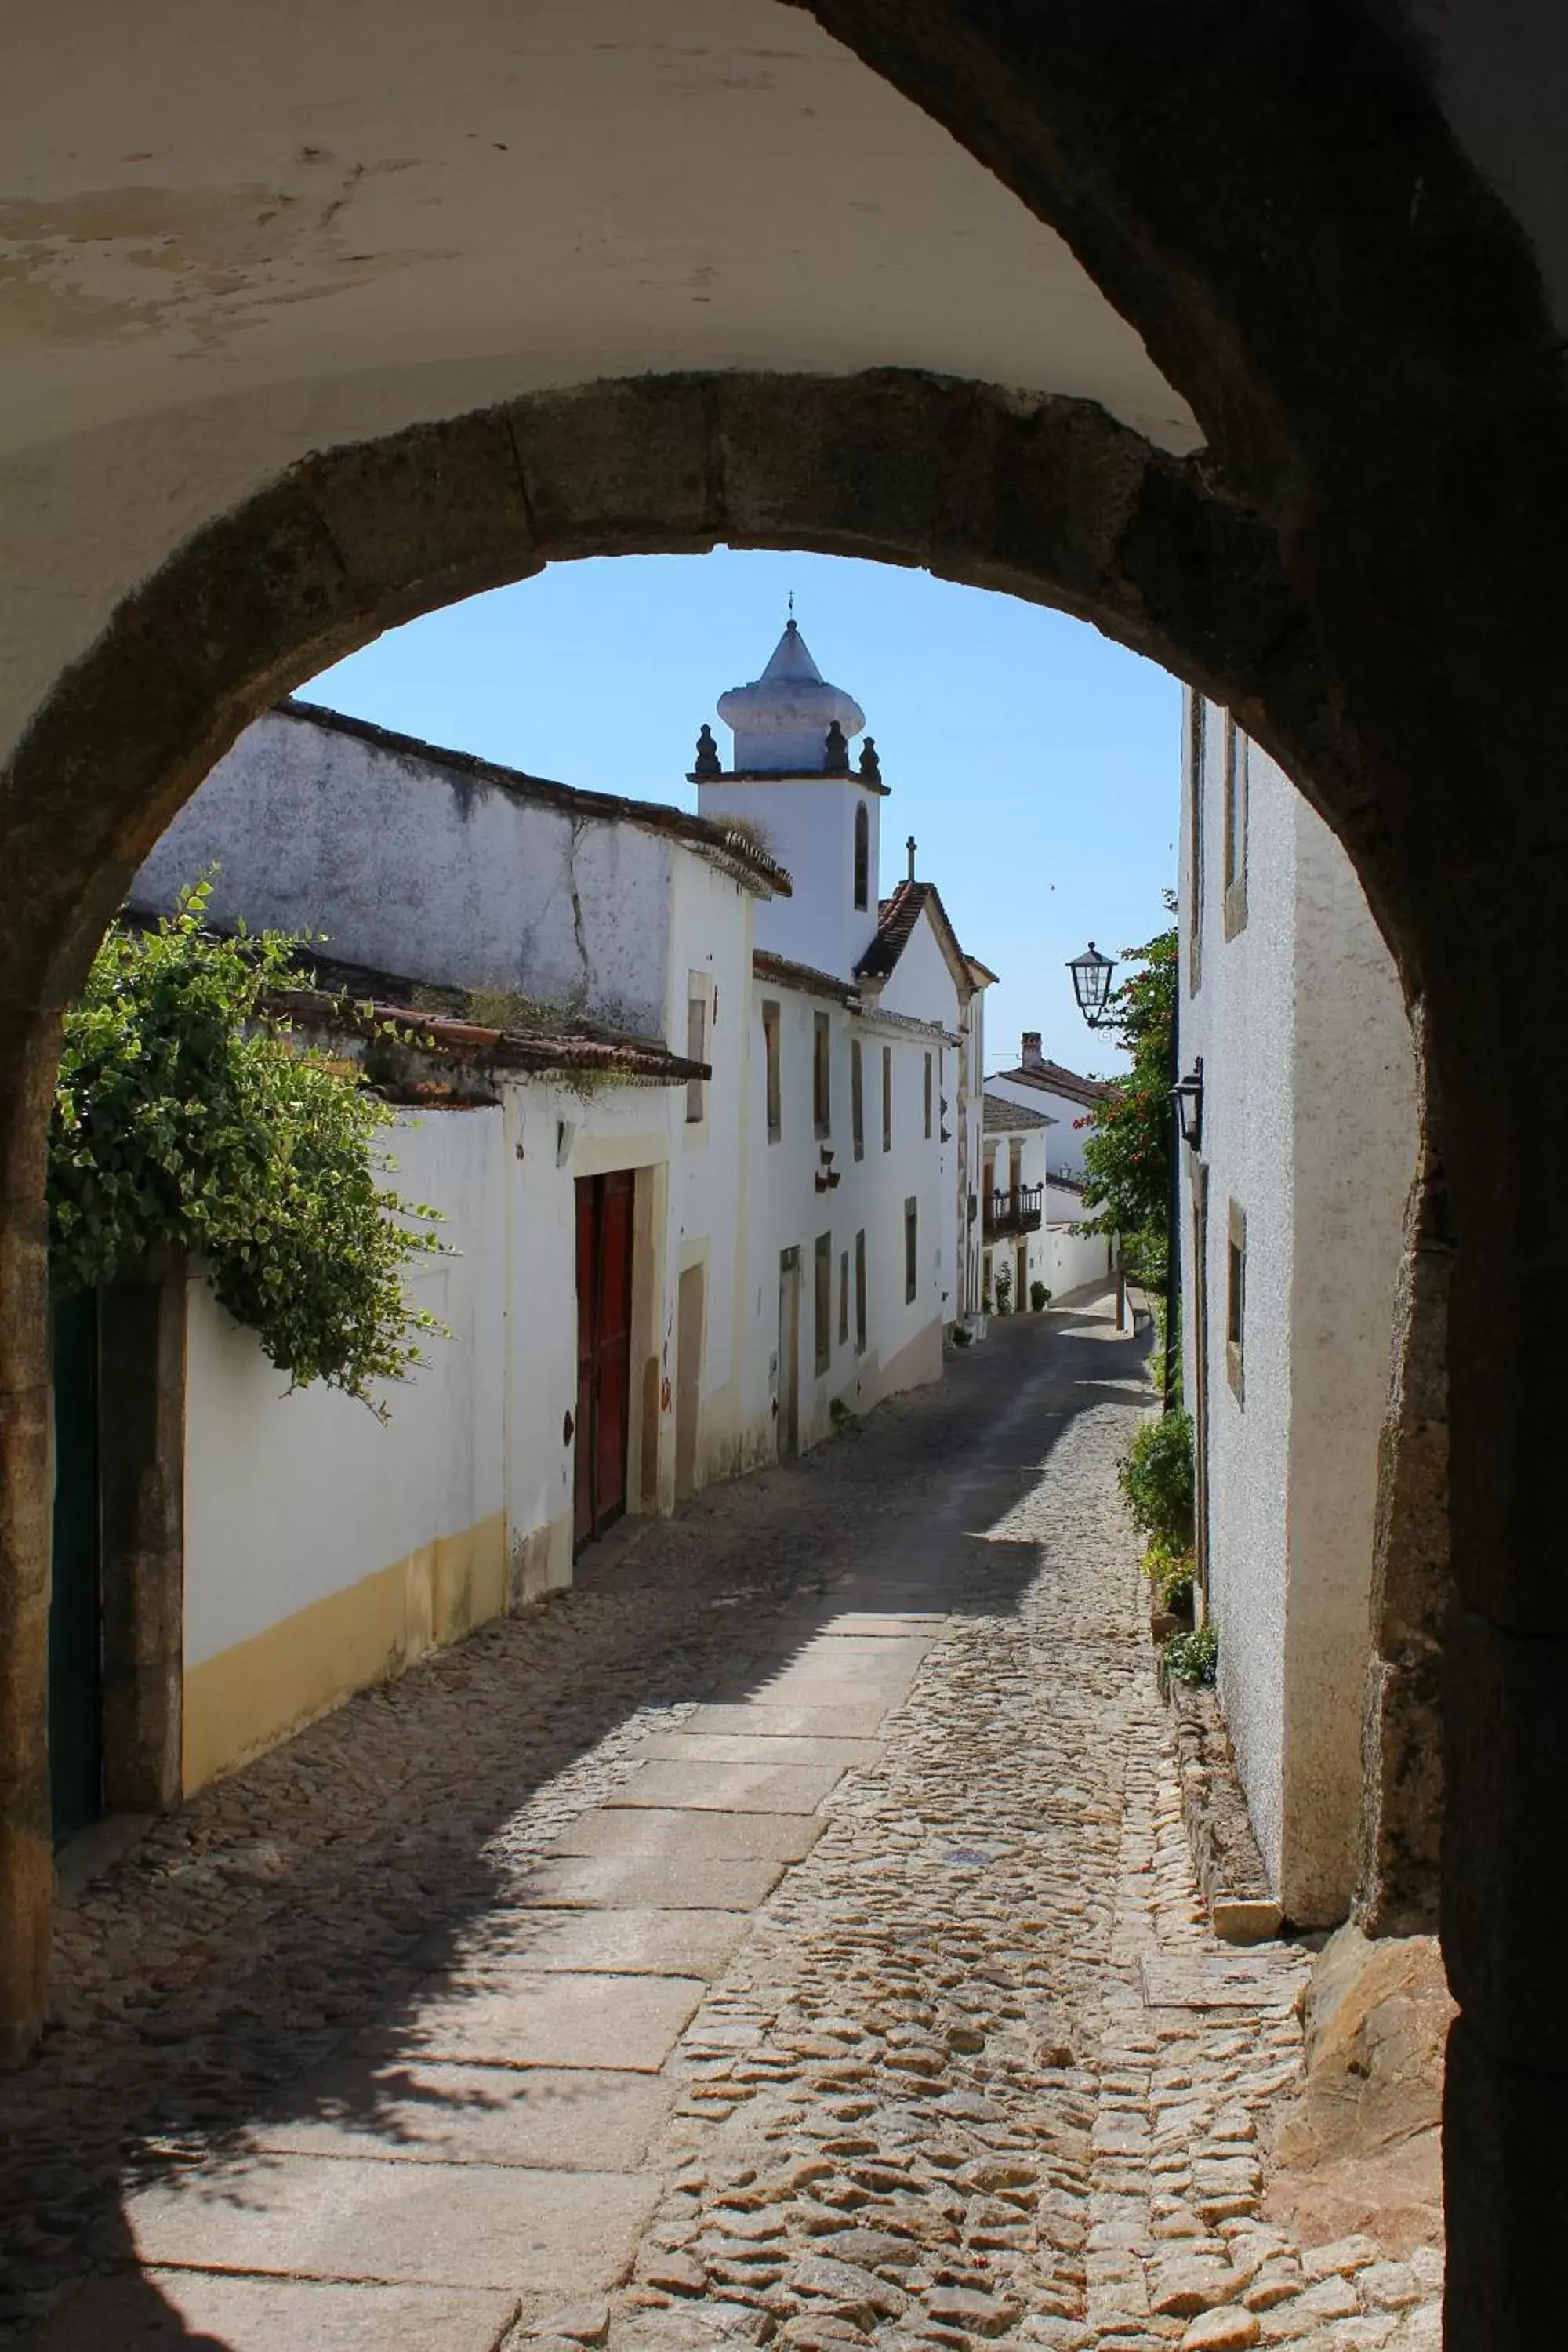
305, 548, 1178, 1076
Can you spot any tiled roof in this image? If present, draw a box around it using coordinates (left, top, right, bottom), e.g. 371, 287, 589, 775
983, 1093, 1055, 1134
277, 699, 793, 898
282, 986, 706, 1087
994, 1058, 1112, 1110
855, 879, 984, 998
753, 950, 860, 1006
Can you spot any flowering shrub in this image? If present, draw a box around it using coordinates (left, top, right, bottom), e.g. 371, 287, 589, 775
50, 882, 448, 1416
1077, 913, 1176, 1294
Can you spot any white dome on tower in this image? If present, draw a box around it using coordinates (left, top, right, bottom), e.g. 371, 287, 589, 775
717, 619, 866, 773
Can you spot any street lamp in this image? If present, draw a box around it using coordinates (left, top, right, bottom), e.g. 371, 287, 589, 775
1067, 942, 1117, 1029
1170, 1058, 1204, 1152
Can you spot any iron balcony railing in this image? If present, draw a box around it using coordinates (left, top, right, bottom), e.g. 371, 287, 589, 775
984, 1183, 1044, 1238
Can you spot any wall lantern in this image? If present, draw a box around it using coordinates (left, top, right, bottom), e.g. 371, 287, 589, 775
1170, 1058, 1204, 1151
1067, 942, 1117, 1029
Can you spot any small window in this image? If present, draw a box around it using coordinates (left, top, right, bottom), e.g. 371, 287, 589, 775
1222, 715, 1248, 939
1226, 1198, 1247, 1402
763, 999, 782, 1144
851, 1038, 864, 1161
685, 984, 707, 1124
1187, 691, 1207, 993
814, 1231, 833, 1375
853, 801, 869, 912
882, 1046, 892, 1152
855, 1229, 866, 1353
904, 1196, 918, 1305
839, 1250, 850, 1347
814, 1012, 831, 1140
924, 1051, 933, 1140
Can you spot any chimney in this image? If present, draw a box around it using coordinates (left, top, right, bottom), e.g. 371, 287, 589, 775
1022, 1031, 1044, 1070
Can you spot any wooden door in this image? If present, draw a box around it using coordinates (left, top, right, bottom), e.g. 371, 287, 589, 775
575, 1172, 635, 1555
49, 1290, 103, 1847
776, 1248, 800, 1461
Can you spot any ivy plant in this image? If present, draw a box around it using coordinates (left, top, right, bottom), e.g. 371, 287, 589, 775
49, 883, 448, 1417
1076, 906, 1177, 1294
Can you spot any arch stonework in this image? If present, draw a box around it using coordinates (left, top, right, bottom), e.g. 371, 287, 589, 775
0, 362, 1396, 2040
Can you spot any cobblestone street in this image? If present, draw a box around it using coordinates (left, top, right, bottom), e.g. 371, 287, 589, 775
3, 1297, 1439, 2350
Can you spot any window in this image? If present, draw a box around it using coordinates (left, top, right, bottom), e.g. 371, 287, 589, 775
851, 1038, 864, 1160
1222, 714, 1248, 938
839, 1250, 849, 1346
1225, 1198, 1247, 1402
853, 801, 869, 912
924, 1051, 933, 1140
813, 1012, 831, 1139
882, 1046, 892, 1152
814, 1231, 833, 1375
685, 982, 707, 1124
904, 1196, 918, 1304
854, 1229, 866, 1353
763, 999, 782, 1143
1187, 691, 1206, 993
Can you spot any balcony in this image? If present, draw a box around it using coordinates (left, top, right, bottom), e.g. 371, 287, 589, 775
984, 1183, 1044, 1238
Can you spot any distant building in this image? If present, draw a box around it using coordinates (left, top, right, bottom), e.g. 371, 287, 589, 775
986, 1037, 1113, 1298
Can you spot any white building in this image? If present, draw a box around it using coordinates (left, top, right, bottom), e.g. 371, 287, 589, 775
1177, 694, 1417, 1928
112, 626, 993, 1796
986, 1036, 1115, 1298
978, 1094, 1051, 1312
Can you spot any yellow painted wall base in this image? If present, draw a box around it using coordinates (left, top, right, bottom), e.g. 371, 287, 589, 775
182, 1511, 506, 1795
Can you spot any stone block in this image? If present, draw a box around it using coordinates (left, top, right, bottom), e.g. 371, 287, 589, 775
420, 1904, 749, 1981
29, 2272, 521, 2349
254, 2057, 668, 2171
363, 1969, 706, 2072
519, 1855, 785, 1911
610, 1759, 846, 1814
552, 1808, 822, 1862
115, 2155, 655, 2292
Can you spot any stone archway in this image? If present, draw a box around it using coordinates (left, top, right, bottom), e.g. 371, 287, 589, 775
0, 362, 1399, 2039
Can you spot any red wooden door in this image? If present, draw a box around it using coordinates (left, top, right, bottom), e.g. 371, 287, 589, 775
574, 1171, 635, 1555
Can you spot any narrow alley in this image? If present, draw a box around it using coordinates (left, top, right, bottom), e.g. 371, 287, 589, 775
4, 1301, 1438, 2351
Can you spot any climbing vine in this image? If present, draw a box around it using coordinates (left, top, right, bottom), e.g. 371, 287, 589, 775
1076, 908, 1177, 1290
49, 883, 448, 1416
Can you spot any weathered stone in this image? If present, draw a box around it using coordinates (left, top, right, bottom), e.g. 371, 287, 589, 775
1178, 2310, 1260, 2350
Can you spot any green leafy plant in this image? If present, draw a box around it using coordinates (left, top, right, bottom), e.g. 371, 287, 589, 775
1118, 1407, 1196, 1549
950, 1322, 974, 1348
829, 1396, 860, 1432
993, 1263, 1014, 1316
1076, 906, 1175, 1299
1163, 1620, 1218, 1686
1029, 1279, 1050, 1312
1143, 1533, 1196, 1615
50, 883, 448, 1417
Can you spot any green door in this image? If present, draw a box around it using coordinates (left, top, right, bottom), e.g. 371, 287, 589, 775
48, 1290, 102, 1847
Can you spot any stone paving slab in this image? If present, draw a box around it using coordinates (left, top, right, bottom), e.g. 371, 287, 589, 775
550, 1807, 822, 1862
417, 1906, 750, 1980
684, 1701, 891, 1740
636, 1732, 882, 1766
361, 1971, 706, 2071
517, 1856, 786, 1910
31, 2271, 521, 2350
254, 2059, 669, 2169
608, 1759, 847, 1813
115, 2154, 655, 2293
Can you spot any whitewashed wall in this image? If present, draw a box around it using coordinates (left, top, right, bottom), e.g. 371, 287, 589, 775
699, 774, 881, 982
1178, 696, 1416, 1925
133, 706, 675, 1035
181, 1106, 506, 1786
986, 1069, 1097, 1181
